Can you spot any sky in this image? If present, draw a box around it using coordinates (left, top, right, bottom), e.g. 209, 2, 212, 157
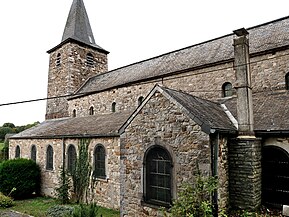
0, 0, 289, 126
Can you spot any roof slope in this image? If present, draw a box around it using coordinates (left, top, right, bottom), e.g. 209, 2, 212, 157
120, 85, 237, 134
11, 112, 131, 139
223, 91, 289, 132
48, 0, 107, 53
74, 16, 289, 97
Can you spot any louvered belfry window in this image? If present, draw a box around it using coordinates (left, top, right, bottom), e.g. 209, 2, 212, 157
86, 53, 94, 67
145, 146, 172, 207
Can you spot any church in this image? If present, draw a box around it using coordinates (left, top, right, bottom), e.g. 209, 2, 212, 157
8, 0, 289, 216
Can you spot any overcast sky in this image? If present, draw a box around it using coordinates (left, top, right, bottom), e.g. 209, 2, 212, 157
0, 0, 289, 126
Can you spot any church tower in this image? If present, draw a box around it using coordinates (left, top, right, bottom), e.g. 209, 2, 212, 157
45, 0, 109, 120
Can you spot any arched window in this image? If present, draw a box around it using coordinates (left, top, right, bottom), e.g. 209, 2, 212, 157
67, 145, 77, 174
15, 145, 20, 158
72, 109, 76, 118
46, 145, 54, 170
93, 145, 106, 179
89, 106, 94, 115
222, 82, 233, 97
138, 96, 144, 106
285, 73, 289, 90
56, 53, 61, 67
86, 53, 94, 67
31, 145, 37, 162
112, 102, 116, 113
144, 146, 172, 207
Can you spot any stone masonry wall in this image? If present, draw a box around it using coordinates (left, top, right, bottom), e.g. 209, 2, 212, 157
9, 137, 121, 210
68, 49, 289, 119
119, 91, 211, 216
46, 42, 108, 119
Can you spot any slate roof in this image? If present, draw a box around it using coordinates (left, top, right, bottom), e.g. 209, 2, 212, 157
120, 85, 237, 135
48, 0, 108, 54
223, 91, 289, 132
73, 16, 289, 97
11, 112, 131, 139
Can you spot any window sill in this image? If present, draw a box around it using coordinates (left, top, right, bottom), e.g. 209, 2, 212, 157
93, 177, 109, 183
141, 200, 171, 210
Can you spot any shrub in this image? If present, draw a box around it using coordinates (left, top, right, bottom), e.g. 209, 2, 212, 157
47, 205, 74, 217
0, 192, 14, 208
55, 167, 71, 204
70, 203, 99, 217
0, 158, 41, 199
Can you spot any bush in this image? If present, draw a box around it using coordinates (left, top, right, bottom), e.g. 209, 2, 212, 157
47, 205, 74, 217
70, 203, 99, 217
0, 192, 14, 208
0, 158, 41, 199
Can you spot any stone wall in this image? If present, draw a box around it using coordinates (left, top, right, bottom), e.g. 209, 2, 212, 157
9, 137, 121, 210
68, 49, 289, 119
119, 90, 211, 216
46, 42, 108, 120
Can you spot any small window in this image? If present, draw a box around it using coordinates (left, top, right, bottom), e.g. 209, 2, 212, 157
67, 145, 77, 174
86, 53, 94, 67
72, 109, 76, 118
15, 145, 20, 158
112, 102, 116, 113
89, 106, 94, 115
144, 146, 172, 207
31, 145, 37, 162
285, 73, 289, 90
222, 82, 233, 97
93, 145, 106, 179
138, 96, 144, 106
56, 53, 61, 67
46, 145, 54, 170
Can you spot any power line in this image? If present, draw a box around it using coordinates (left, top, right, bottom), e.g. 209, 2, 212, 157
1, 51, 288, 107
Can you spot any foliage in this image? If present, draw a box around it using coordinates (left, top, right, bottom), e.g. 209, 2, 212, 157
55, 167, 71, 204
71, 138, 92, 203
0, 127, 15, 142
0, 141, 9, 163
47, 205, 74, 217
69, 203, 99, 217
0, 192, 14, 208
164, 171, 218, 217
0, 158, 41, 199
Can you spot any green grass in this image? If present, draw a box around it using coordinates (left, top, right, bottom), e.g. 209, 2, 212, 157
0, 197, 119, 217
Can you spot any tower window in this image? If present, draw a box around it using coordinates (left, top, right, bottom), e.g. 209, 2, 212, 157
31, 145, 37, 162
112, 102, 116, 113
89, 106, 94, 115
138, 96, 144, 106
46, 145, 54, 170
15, 145, 20, 158
86, 53, 94, 67
222, 82, 233, 97
285, 73, 289, 90
72, 109, 76, 118
144, 146, 172, 207
56, 53, 61, 67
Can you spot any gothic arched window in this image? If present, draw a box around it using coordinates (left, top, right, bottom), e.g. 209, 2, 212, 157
89, 106, 94, 115
222, 82, 233, 97
285, 73, 289, 90
56, 53, 61, 67
31, 145, 37, 162
72, 109, 76, 118
112, 102, 116, 113
93, 145, 106, 179
86, 53, 94, 67
67, 145, 77, 174
46, 145, 54, 170
15, 145, 20, 158
144, 146, 172, 207
138, 96, 144, 106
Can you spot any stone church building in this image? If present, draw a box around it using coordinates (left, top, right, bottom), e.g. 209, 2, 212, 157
8, 0, 289, 216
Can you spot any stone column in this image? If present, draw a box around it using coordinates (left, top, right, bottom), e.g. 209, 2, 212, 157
228, 28, 262, 210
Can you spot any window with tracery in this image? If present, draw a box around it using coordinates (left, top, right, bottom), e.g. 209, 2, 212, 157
93, 145, 106, 179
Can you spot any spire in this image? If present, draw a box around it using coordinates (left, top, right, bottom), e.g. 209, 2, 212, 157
48, 0, 108, 53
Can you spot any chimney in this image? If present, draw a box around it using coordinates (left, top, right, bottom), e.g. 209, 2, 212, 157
233, 28, 254, 135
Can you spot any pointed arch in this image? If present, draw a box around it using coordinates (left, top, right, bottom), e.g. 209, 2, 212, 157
31, 145, 37, 162
89, 106, 94, 115
112, 102, 116, 113
15, 145, 20, 158
67, 144, 77, 174
46, 145, 54, 170
93, 144, 106, 179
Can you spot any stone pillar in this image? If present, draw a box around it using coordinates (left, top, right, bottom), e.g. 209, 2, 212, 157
228, 28, 262, 210
233, 28, 254, 134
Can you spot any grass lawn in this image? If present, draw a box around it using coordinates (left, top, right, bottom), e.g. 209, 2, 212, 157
0, 197, 119, 217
